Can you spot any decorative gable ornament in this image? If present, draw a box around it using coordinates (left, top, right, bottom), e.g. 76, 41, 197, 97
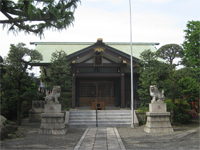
93, 46, 105, 52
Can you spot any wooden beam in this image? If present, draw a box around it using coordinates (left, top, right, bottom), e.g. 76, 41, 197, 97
75, 73, 122, 77
74, 63, 121, 67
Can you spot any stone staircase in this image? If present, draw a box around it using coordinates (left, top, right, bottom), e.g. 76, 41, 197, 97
68, 110, 138, 127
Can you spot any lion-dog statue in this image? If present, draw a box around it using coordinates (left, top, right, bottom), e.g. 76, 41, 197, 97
150, 85, 165, 103
45, 86, 61, 103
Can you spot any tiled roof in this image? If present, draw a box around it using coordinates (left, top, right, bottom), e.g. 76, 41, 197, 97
30, 42, 159, 63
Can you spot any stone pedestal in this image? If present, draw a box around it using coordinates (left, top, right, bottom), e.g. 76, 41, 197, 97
38, 103, 66, 135
29, 109, 44, 123
144, 101, 174, 133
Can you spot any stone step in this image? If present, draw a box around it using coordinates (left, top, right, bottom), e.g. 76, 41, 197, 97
69, 111, 131, 126
68, 110, 138, 127
70, 110, 131, 113
69, 120, 131, 123
69, 117, 131, 120
68, 123, 131, 127
69, 119, 131, 123
69, 114, 131, 118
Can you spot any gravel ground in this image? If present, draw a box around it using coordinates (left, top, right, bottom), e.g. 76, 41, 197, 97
0, 119, 86, 150
117, 119, 200, 150
0, 118, 199, 150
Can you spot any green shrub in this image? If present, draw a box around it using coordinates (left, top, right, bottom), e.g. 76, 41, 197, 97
164, 99, 191, 124
60, 92, 72, 111
164, 99, 176, 112
136, 106, 149, 113
174, 99, 191, 124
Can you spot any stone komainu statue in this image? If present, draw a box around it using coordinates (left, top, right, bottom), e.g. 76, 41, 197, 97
149, 85, 165, 103
32, 100, 46, 109
45, 86, 61, 103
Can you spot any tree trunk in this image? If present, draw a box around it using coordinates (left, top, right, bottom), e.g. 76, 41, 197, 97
172, 98, 175, 124
17, 79, 22, 125
17, 99, 22, 125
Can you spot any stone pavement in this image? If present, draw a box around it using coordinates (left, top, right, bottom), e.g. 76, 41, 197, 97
74, 127, 126, 150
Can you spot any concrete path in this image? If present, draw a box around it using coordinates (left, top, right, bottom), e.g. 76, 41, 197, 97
74, 127, 126, 150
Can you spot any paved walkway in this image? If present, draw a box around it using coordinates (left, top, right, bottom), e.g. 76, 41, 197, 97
74, 127, 126, 150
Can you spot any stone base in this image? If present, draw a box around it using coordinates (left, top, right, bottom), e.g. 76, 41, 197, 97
144, 112, 174, 133
44, 103, 61, 113
38, 113, 66, 135
29, 109, 44, 123
149, 101, 167, 112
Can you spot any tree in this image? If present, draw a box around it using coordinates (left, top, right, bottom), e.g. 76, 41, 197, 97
182, 21, 200, 94
178, 76, 199, 103
1, 43, 42, 125
41, 50, 72, 109
137, 49, 167, 107
182, 21, 200, 70
0, 0, 80, 37
0, 55, 6, 79
157, 44, 195, 123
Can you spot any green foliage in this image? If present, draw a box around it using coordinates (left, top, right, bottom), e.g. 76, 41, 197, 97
182, 21, 200, 73
156, 44, 184, 66
178, 76, 199, 102
137, 49, 168, 106
1, 43, 43, 125
165, 99, 191, 124
156, 44, 192, 123
0, 0, 81, 37
182, 21, 200, 102
60, 92, 72, 111
0, 55, 6, 79
136, 106, 149, 113
164, 99, 176, 112
49, 50, 72, 91
41, 50, 72, 110
174, 99, 191, 124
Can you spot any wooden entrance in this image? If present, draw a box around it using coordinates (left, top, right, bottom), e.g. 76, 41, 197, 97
79, 80, 115, 106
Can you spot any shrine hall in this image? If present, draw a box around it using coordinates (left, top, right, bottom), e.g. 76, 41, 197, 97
31, 38, 159, 109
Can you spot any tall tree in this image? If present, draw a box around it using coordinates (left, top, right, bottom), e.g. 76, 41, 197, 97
137, 49, 167, 107
1, 43, 42, 125
182, 21, 200, 83
41, 50, 72, 109
157, 44, 195, 123
0, 0, 80, 37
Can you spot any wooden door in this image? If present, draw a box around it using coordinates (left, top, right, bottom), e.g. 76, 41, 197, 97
79, 80, 115, 106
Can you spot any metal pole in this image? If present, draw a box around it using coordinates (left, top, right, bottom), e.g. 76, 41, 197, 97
129, 0, 135, 128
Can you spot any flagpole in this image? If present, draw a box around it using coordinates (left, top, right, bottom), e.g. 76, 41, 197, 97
129, 0, 135, 128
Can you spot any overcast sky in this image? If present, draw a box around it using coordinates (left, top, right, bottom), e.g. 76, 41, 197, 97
0, 0, 200, 74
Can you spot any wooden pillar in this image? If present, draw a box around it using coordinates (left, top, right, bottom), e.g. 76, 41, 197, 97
121, 75, 125, 108
120, 63, 125, 108
72, 64, 76, 108
72, 75, 76, 108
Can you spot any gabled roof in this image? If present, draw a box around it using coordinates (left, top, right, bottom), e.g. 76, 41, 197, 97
30, 39, 159, 64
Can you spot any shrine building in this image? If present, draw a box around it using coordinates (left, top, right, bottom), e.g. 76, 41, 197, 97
31, 38, 159, 109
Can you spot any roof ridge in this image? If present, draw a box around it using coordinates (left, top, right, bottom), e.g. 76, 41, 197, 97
30, 42, 159, 45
